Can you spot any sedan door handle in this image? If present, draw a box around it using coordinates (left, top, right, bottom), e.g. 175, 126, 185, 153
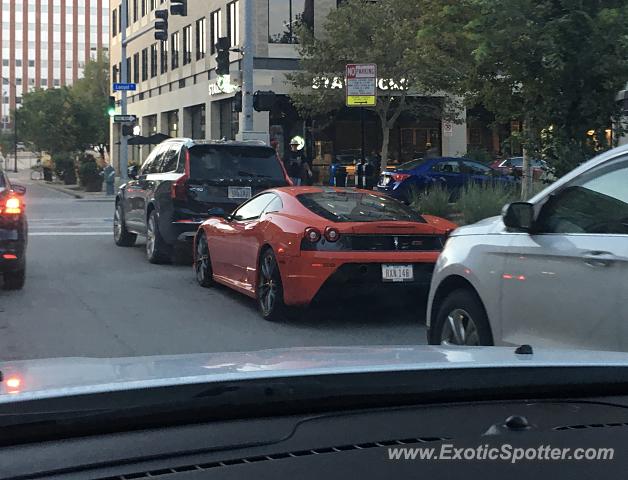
582, 251, 616, 268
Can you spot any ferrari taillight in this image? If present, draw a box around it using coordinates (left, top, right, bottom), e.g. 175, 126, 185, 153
324, 227, 340, 242
304, 227, 321, 243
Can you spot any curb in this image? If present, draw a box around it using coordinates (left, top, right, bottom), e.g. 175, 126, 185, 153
42, 182, 84, 199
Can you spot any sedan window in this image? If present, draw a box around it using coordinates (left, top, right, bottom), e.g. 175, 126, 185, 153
462, 161, 492, 175
431, 161, 461, 174
536, 161, 628, 234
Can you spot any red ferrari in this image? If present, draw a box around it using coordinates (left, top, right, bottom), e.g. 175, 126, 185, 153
194, 187, 457, 320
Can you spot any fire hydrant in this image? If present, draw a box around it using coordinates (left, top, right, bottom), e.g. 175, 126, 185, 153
103, 164, 116, 195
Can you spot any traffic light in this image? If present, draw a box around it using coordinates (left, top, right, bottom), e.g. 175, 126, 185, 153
107, 96, 116, 117
233, 91, 242, 113
253, 91, 277, 112
215, 37, 230, 76
170, 0, 187, 16
122, 124, 134, 136
154, 9, 168, 41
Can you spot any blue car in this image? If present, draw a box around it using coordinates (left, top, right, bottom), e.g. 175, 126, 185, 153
376, 157, 515, 203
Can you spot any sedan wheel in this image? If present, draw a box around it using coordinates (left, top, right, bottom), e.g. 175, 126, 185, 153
440, 308, 479, 346
429, 288, 494, 346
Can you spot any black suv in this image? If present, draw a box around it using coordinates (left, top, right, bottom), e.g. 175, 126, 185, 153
114, 139, 291, 263
0, 168, 27, 290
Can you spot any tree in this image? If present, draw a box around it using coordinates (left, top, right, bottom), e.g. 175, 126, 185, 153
71, 52, 111, 159
17, 54, 111, 160
17, 87, 79, 156
288, 0, 468, 170
457, 0, 628, 195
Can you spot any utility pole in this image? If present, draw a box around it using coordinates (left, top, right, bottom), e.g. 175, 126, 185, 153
241, 0, 254, 137
119, 0, 129, 183
13, 108, 17, 173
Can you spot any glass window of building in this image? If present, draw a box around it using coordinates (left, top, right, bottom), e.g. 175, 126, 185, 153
268, 0, 314, 44
227, 1, 240, 48
141, 48, 148, 81
196, 17, 206, 61
182, 25, 192, 65
160, 39, 168, 74
171, 31, 179, 69
210, 9, 222, 55
150, 43, 158, 78
133, 52, 139, 83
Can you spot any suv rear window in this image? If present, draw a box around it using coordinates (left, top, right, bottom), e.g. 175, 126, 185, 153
297, 191, 426, 223
189, 145, 287, 182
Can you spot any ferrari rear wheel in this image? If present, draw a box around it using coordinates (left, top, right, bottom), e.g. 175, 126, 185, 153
258, 249, 288, 321
195, 233, 214, 288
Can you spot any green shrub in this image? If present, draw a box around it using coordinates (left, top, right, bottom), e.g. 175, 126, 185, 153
466, 148, 494, 165
78, 158, 103, 192
409, 183, 453, 218
53, 154, 77, 185
456, 182, 519, 225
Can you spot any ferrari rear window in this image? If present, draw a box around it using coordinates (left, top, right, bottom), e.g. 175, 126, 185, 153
297, 191, 426, 223
188, 145, 287, 183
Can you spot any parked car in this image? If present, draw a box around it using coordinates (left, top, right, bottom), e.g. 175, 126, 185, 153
427, 144, 628, 351
0, 168, 27, 290
194, 187, 457, 320
114, 139, 291, 264
376, 157, 514, 203
491, 156, 556, 183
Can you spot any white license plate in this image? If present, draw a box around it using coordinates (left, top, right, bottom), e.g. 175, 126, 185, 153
382, 264, 414, 282
228, 186, 252, 199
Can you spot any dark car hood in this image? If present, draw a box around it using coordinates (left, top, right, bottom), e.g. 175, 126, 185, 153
3, 346, 628, 402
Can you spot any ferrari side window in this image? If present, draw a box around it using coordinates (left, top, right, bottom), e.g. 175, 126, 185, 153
263, 196, 283, 214
233, 193, 275, 221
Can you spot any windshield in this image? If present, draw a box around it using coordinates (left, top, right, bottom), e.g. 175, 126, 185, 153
189, 146, 286, 181
396, 159, 426, 170
297, 191, 426, 223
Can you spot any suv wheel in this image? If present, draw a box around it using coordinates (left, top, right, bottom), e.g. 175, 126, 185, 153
114, 203, 137, 247
430, 289, 493, 346
3, 268, 25, 290
146, 210, 170, 264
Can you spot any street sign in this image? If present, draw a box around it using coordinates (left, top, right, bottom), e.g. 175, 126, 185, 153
346, 64, 377, 107
113, 83, 137, 91
113, 114, 137, 123
443, 121, 454, 137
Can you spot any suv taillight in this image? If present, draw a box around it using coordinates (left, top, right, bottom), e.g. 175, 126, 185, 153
170, 149, 190, 200
0, 196, 21, 215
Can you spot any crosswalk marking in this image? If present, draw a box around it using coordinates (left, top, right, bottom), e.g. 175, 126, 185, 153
28, 217, 114, 237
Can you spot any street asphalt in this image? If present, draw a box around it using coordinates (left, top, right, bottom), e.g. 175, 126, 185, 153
0, 168, 428, 361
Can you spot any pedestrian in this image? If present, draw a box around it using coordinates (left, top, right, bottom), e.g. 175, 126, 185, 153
287, 139, 305, 186
102, 162, 116, 195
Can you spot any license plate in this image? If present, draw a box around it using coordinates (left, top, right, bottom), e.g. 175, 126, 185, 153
228, 186, 252, 199
382, 264, 414, 282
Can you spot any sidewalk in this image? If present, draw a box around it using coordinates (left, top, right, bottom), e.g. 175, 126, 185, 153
43, 180, 121, 201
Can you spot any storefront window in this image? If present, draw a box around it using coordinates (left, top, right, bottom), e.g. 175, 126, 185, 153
268, 0, 314, 44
